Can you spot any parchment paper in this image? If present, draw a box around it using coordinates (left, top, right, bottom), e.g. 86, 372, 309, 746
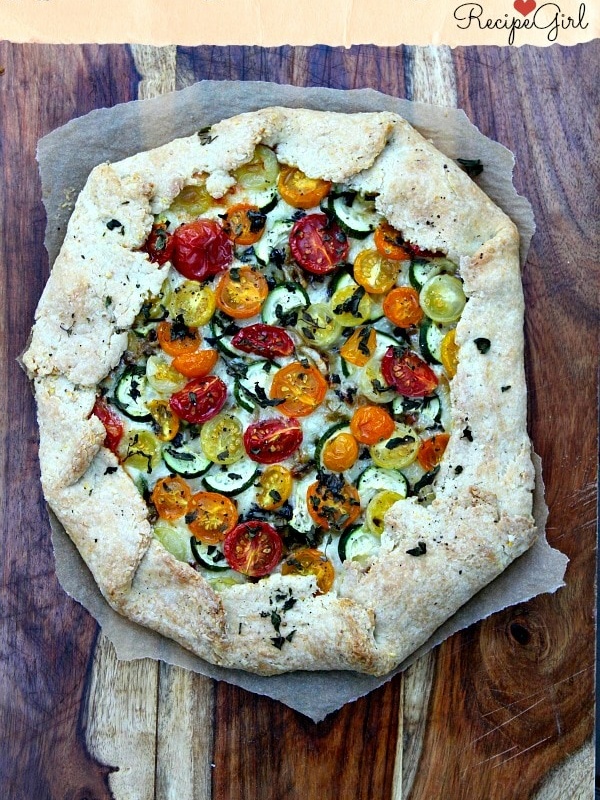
37, 81, 568, 721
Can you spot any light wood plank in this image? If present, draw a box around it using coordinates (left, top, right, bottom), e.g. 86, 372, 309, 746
83, 633, 159, 800
531, 740, 595, 800
406, 45, 458, 107
131, 45, 177, 99
155, 663, 214, 800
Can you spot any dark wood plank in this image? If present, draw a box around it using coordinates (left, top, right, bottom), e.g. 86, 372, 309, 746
405, 43, 598, 800
0, 42, 139, 800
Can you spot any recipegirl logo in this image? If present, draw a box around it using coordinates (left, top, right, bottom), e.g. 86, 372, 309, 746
453, 1, 588, 44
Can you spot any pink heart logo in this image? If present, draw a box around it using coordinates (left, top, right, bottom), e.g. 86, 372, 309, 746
514, 0, 536, 15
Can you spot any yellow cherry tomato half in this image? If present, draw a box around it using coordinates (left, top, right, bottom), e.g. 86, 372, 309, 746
277, 166, 331, 209
350, 405, 395, 445
200, 412, 245, 464
156, 320, 201, 356
340, 326, 377, 367
353, 249, 400, 294
440, 328, 459, 378
374, 222, 411, 261
171, 348, 218, 378
166, 282, 216, 327
222, 203, 266, 246
383, 287, 424, 328
255, 465, 293, 511
168, 180, 214, 218
145, 354, 187, 395
151, 475, 192, 521
187, 492, 239, 544
270, 361, 328, 418
281, 548, 335, 594
215, 266, 269, 319
322, 432, 359, 472
233, 145, 279, 195
298, 303, 343, 348
330, 285, 372, 327
121, 430, 162, 473
417, 433, 450, 471
370, 423, 420, 469
148, 399, 180, 442
365, 490, 404, 535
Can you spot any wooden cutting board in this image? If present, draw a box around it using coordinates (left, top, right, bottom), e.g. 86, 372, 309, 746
0, 41, 596, 800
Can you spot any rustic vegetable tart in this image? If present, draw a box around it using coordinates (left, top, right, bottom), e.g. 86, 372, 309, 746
24, 107, 537, 675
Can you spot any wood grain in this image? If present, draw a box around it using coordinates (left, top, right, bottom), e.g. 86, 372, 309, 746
1, 41, 596, 800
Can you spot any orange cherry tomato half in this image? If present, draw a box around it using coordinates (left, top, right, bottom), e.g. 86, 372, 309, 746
383, 287, 424, 328
215, 266, 269, 319
222, 203, 266, 245
340, 326, 377, 367
417, 433, 450, 471
157, 320, 201, 357
374, 222, 411, 261
281, 548, 335, 594
151, 476, 192, 521
353, 249, 400, 294
223, 521, 283, 577
277, 166, 331, 209
93, 397, 124, 455
350, 405, 396, 445
187, 491, 238, 544
322, 432, 359, 472
171, 348, 218, 378
270, 361, 328, 417
381, 347, 438, 398
306, 475, 361, 531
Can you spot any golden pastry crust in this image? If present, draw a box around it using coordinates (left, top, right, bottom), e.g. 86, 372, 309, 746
24, 107, 536, 676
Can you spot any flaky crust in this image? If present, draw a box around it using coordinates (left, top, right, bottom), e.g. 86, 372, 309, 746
24, 107, 536, 676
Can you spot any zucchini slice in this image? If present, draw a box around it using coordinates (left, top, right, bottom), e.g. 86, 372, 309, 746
237, 360, 278, 407
261, 282, 309, 325
328, 193, 382, 239
254, 218, 294, 265
409, 257, 457, 291
419, 319, 449, 364
114, 367, 152, 421
190, 538, 230, 571
162, 442, 212, 478
209, 314, 245, 358
202, 459, 259, 495
357, 466, 408, 500
338, 524, 381, 563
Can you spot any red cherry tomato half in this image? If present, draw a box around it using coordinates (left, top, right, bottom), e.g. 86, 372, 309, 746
289, 213, 349, 275
381, 347, 439, 398
142, 223, 174, 266
169, 375, 227, 424
223, 521, 283, 577
93, 397, 124, 454
404, 241, 443, 259
172, 219, 233, 282
244, 417, 303, 464
231, 323, 295, 359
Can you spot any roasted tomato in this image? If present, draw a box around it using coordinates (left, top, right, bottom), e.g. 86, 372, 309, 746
156, 320, 201, 357
353, 249, 400, 294
166, 282, 216, 327
373, 222, 411, 261
281, 548, 334, 594
215, 266, 269, 319
417, 433, 450, 471
172, 219, 233, 282
440, 329, 459, 378
381, 347, 438, 398
151, 476, 192, 521
169, 375, 227, 424
93, 397, 124, 454
148, 399, 180, 442
171, 349, 218, 378
223, 521, 283, 577
306, 474, 361, 531
231, 323, 295, 359
383, 287, 424, 328
142, 223, 174, 265
244, 417, 303, 464
350, 405, 395, 445
222, 203, 266, 245
200, 412, 245, 465
187, 491, 238, 544
255, 465, 293, 511
322, 432, 359, 472
270, 361, 328, 417
289, 213, 348, 275
277, 166, 331, 209
340, 326, 377, 367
